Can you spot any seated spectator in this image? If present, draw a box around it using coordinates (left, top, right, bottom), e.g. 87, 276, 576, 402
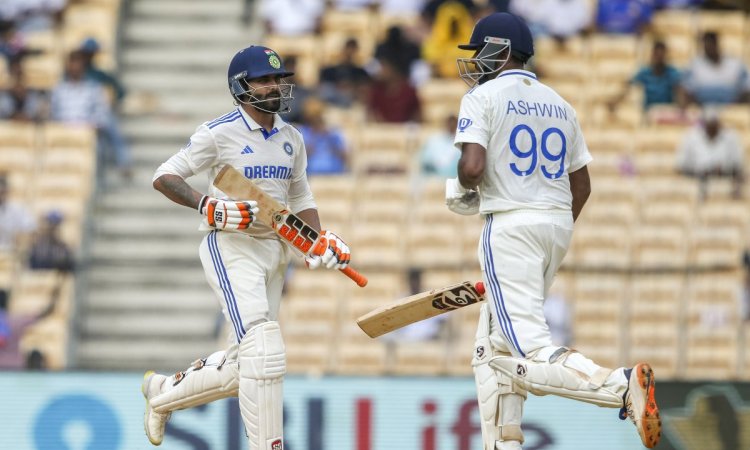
0, 173, 36, 254
422, 0, 475, 78
5, 0, 65, 33
374, 26, 423, 84
0, 20, 23, 61
78, 37, 127, 108
608, 41, 683, 111
298, 98, 349, 175
682, 32, 750, 105
676, 107, 744, 198
28, 211, 74, 272
367, 57, 422, 123
319, 38, 371, 107
51, 50, 131, 180
0, 56, 47, 121
0, 280, 61, 370
511, 0, 591, 40
381, 0, 430, 14
595, 0, 654, 34
260, 0, 324, 36
419, 114, 460, 177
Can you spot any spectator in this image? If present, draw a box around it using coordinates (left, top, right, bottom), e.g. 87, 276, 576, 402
0, 173, 36, 254
0, 20, 23, 61
595, 0, 654, 34
742, 250, 749, 321
0, 279, 61, 370
367, 57, 422, 123
331, 0, 374, 10
682, 31, 750, 105
419, 114, 460, 177
319, 37, 371, 107
0, 56, 47, 121
279, 55, 313, 124
78, 37, 127, 107
511, 0, 591, 40
5, 0, 65, 33
421, 0, 475, 26
676, 107, 744, 198
260, 0, 324, 36
50, 50, 131, 180
380, 0, 429, 14
654, 0, 702, 8
298, 98, 349, 175
422, 0, 475, 78
28, 210, 74, 272
374, 26, 423, 82
608, 41, 684, 111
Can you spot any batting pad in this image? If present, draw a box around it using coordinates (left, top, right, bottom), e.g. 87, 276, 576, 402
239, 321, 286, 450
473, 304, 526, 449
489, 348, 625, 408
150, 350, 239, 414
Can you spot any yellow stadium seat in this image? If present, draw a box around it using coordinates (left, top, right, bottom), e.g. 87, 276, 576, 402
406, 222, 461, 268
348, 223, 405, 268
639, 199, 693, 228
651, 10, 695, 38
334, 340, 388, 375
322, 9, 375, 36
689, 225, 744, 268
445, 336, 474, 375
632, 225, 687, 269
696, 199, 750, 229
589, 35, 639, 62
392, 341, 447, 375
571, 223, 632, 269
286, 341, 331, 375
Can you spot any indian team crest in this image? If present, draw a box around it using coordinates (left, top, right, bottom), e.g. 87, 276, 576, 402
269, 55, 281, 69
283, 142, 293, 155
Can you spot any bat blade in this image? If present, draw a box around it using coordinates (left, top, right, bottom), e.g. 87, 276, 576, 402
213, 165, 367, 287
357, 281, 485, 338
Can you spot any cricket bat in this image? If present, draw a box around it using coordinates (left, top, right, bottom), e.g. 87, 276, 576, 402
357, 281, 485, 338
213, 165, 368, 287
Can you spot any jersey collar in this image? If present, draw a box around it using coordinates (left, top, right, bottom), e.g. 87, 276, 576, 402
497, 69, 537, 80
237, 107, 288, 138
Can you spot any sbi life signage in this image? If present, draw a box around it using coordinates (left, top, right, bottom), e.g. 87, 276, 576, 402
1, 372, 661, 450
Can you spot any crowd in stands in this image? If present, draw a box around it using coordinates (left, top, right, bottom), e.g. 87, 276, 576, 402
0, 0, 130, 182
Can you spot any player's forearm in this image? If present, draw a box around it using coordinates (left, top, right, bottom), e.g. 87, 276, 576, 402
569, 166, 591, 222
458, 143, 487, 189
153, 174, 204, 210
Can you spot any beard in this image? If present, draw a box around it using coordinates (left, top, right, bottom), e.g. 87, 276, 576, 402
252, 91, 281, 112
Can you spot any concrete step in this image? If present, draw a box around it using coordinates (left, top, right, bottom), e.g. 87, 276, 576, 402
77, 338, 219, 371
93, 211, 201, 238
85, 288, 215, 311
81, 311, 218, 337
131, 0, 242, 19
124, 21, 248, 45
87, 265, 207, 288
121, 70, 227, 93
121, 118, 204, 143
123, 47, 235, 70
89, 237, 202, 262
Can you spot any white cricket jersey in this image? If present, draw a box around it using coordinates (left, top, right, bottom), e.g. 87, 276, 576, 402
454, 69, 592, 214
154, 107, 316, 238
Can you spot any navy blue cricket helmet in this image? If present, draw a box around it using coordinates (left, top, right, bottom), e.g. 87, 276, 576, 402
456, 12, 534, 87
227, 45, 295, 112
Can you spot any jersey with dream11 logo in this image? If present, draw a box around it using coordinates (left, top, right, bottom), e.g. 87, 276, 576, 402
454, 70, 592, 214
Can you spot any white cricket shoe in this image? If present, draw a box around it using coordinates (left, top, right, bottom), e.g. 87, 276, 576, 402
142, 371, 171, 446
621, 363, 661, 448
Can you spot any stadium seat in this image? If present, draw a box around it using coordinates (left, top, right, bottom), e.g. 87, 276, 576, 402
334, 340, 388, 375
348, 223, 405, 269
407, 223, 461, 268
392, 341, 447, 375
572, 223, 632, 269
632, 225, 687, 269
689, 225, 744, 268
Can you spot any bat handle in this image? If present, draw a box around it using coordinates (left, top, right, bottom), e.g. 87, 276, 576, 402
341, 266, 368, 287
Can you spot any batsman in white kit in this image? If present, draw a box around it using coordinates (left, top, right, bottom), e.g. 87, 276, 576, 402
142, 45, 352, 449
445, 13, 661, 449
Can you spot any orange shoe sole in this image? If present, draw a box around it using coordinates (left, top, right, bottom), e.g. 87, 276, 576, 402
635, 363, 661, 448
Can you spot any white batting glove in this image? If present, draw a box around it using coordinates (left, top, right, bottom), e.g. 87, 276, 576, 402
445, 178, 479, 215
305, 230, 351, 270
199, 195, 259, 230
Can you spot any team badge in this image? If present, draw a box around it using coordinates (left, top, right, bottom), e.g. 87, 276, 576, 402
269, 55, 281, 69
283, 142, 293, 156
458, 117, 473, 132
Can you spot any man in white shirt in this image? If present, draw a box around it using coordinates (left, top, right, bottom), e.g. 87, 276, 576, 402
260, 0, 324, 36
141, 45, 353, 450
683, 32, 750, 105
677, 107, 744, 198
0, 174, 35, 253
446, 12, 661, 449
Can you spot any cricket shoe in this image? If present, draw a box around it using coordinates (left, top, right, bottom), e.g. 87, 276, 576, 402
620, 363, 661, 448
142, 371, 171, 446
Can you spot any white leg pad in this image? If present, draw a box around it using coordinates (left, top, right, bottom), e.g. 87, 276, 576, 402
473, 304, 526, 450
150, 350, 239, 414
489, 347, 623, 408
239, 321, 286, 450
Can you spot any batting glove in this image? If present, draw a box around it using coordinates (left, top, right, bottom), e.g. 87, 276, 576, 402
199, 195, 259, 230
306, 230, 351, 270
445, 178, 479, 215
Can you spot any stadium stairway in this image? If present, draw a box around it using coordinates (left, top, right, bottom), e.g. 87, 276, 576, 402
75, 0, 261, 371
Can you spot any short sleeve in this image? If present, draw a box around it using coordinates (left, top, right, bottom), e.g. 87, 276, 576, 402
453, 91, 489, 150
288, 134, 316, 213
568, 116, 593, 173
153, 125, 218, 180
631, 68, 647, 85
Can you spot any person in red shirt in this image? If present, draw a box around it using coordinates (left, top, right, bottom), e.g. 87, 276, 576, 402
367, 58, 422, 123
